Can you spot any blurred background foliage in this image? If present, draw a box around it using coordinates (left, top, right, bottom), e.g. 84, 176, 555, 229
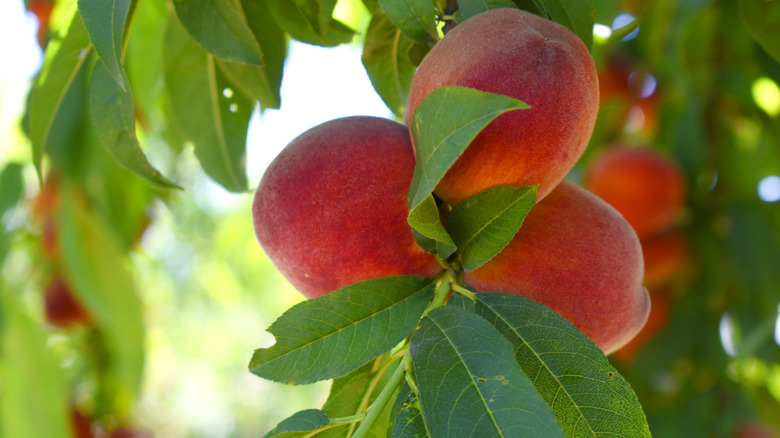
1, 0, 780, 436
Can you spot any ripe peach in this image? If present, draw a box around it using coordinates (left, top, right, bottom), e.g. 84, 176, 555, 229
613, 289, 671, 363
584, 146, 685, 239
407, 8, 599, 205
598, 58, 660, 135
44, 277, 91, 328
252, 116, 441, 298
642, 229, 691, 288
464, 181, 649, 354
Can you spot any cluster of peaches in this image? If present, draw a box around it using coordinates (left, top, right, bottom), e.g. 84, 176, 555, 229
251, 8, 666, 356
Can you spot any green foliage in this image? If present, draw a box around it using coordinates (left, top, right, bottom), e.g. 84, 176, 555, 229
78, 0, 132, 87
377, 0, 439, 42
406, 194, 456, 258
264, 409, 331, 438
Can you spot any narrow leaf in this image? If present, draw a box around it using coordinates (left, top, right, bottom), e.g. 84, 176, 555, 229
740, 0, 780, 64
538, 0, 594, 49
58, 190, 145, 417
474, 293, 652, 437
164, 15, 251, 192
407, 194, 455, 257
29, 5, 92, 179
362, 8, 421, 117
264, 409, 330, 438
78, 0, 131, 88
407, 86, 528, 211
377, 0, 438, 42
0, 291, 70, 438
389, 384, 429, 438
268, 1, 355, 47
457, 0, 517, 20
446, 185, 537, 271
249, 276, 435, 384
88, 61, 179, 189
410, 306, 565, 438
173, 0, 263, 65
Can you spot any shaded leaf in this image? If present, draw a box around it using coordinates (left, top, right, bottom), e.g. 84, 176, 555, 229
410, 306, 565, 438
446, 185, 537, 271
268, 0, 355, 47
474, 293, 651, 437
407, 194, 456, 258
88, 61, 179, 189
249, 276, 435, 384
58, 190, 145, 417
264, 409, 330, 438
78, 0, 132, 88
362, 8, 421, 117
538, 0, 594, 49
389, 383, 429, 438
173, 0, 263, 65
457, 0, 517, 21
740, 0, 780, 64
407, 86, 528, 211
377, 0, 438, 42
164, 15, 251, 192
29, 5, 92, 179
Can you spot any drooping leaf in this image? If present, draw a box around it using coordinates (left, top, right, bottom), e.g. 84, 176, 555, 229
377, 0, 438, 42
362, 8, 422, 117
29, 5, 92, 179
740, 0, 780, 64
474, 293, 652, 437
446, 185, 537, 271
88, 61, 179, 189
164, 15, 251, 192
407, 86, 528, 211
407, 194, 455, 258
78, 0, 132, 88
0, 163, 24, 217
410, 306, 565, 438
249, 276, 435, 384
537, 0, 594, 49
217, 59, 281, 110
457, 0, 517, 21
282, 0, 338, 37
263, 409, 330, 438
389, 383, 429, 438
58, 191, 145, 417
125, 0, 167, 115
0, 290, 70, 438
268, 0, 355, 47
173, 0, 263, 65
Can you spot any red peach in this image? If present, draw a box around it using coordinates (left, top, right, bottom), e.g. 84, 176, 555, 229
252, 116, 441, 298
407, 8, 599, 205
642, 229, 691, 288
464, 181, 650, 354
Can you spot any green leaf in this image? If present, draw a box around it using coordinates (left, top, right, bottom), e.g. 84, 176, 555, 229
410, 306, 565, 438
249, 276, 435, 384
538, 0, 594, 49
0, 163, 24, 217
268, 0, 355, 47
285, 0, 338, 36
407, 86, 528, 211
362, 8, 421, 117
446, 185, 537, 271
78, 0, 131, 88
58, 190, 146, 417
727, 205, 780, 310
264, 409, 330, 438
457, 0, 518, 21
740, 0, 780, 64
0, 290, 70, 438
164, 15, 251, 192
407, 194, 456, 258
377, 0, 438, 42
389, 384, 429, 438
474, 293, 652, 437
29, 5, 92, 179
236, 0, 289, 109
88, 61, 180, 189
125, 0, 167, 115
173, 0, 263, 65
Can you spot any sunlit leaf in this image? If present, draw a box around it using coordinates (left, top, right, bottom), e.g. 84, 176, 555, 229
78, 0, 132, 88
538, 0, 594, 49
377, 0, 438, 42
474, 293, 652, 437
249, 276, 435, 384
410, 306, 565, 438
268, 0, 355, 47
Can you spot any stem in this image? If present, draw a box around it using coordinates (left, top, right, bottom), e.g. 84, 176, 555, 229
451, 284, 477, 302
329, 413, 367, 424
610, 19, 640, 42
351, 362, 406, 438
423, 269, 455, 317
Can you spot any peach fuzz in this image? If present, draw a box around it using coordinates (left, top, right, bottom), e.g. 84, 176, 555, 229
407, 8, 599, 205
252, 116, 441, 299
464, 181, 649, 354
584, 146, 685, 239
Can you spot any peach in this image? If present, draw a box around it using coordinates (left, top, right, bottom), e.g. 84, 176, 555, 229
44, 277, 91, 328
252, 116, 441, 298
613, 289, 671, 363
584, 145, 685, 239
464, 181, 649, 354
407, 8, 599, 205
642, 229, 691, 288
